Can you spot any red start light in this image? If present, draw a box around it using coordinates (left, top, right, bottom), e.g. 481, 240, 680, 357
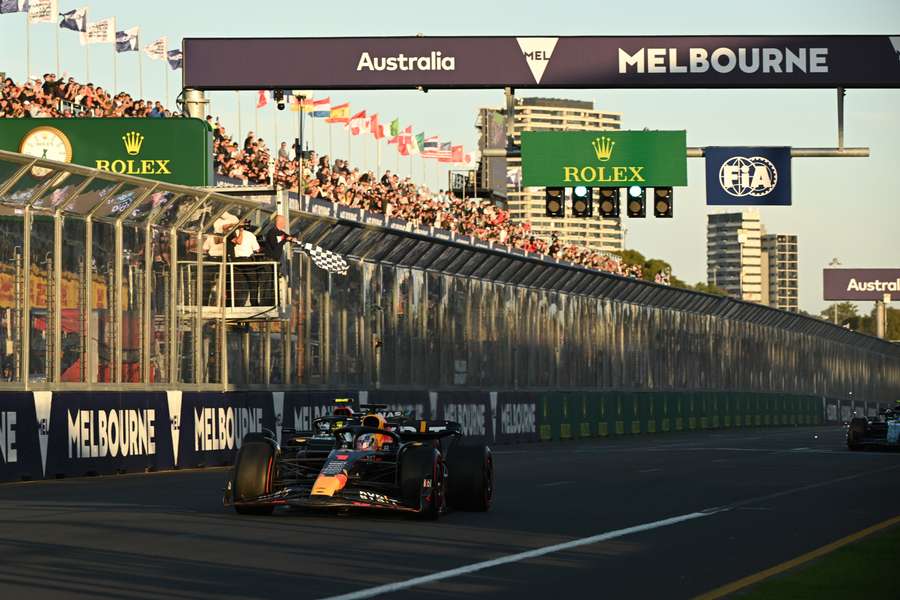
336, 454, 349, 460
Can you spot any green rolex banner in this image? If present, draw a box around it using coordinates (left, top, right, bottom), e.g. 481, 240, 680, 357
521, 130, 687, 188
0, 118, 213, 187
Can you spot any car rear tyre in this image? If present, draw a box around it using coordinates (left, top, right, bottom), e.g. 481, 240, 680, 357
400, 446, 444, 520
447, 443, 493, 512
847, 418, 867, 451
232, 439, 277, 515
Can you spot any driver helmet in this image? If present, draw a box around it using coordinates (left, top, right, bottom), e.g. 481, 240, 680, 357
355, 433, 380, 451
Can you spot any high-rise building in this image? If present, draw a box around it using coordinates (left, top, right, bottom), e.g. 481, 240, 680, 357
706, 210, 763, 303
500, 97, 624, 254
762, 234, 799, 312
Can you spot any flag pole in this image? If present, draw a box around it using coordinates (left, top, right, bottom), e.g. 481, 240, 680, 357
347, 125, 351, 164
255, 101, 259, 138
236, 91, 241, 142
25, 18, 30, 81
328, 122, 333, 162
55, 26, 60, 76
138, 49, 143, 98
85, 43, 90, 82
164, 61, 168, 107
310, 113, 315, 153
363, 130, 368, 172
273, 106, 279, 160
376, 139, 381, 177
113, 47, 117, 94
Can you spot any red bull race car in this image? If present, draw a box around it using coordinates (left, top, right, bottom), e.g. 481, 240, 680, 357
223, 401, 493, 519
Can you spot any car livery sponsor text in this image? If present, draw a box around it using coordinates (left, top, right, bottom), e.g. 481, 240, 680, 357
1, 411, 16, 463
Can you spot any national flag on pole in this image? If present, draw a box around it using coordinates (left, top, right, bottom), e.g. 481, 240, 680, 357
407, 132, 424, 156
434, 141, 453, 160
326, 102, 350, 124
115, 27, 139, 52
0, 1, 27, 15
28, 0, 56, 23
144, 36, 167, 60
58, 6, 87, 31
256, 90, 268, 108
349, 110, 367, 135
167, 49, 183, 70
289, 96, 309, 112
310, 97, 330, 117
389, 118, 400, 137
370, 114, 384, 140
80, 17, 115, 45
421, 136, 440, 158
439, 145, 465, 164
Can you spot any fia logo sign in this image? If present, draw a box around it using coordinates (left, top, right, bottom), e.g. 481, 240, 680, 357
718, 156, 778, 197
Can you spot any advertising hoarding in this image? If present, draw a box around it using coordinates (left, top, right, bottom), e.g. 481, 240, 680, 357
184, 36, 900, 90
823, 268, 900, 301
521, 130, 687, 188
705, 146, 791, 206
0, 118, 213, 187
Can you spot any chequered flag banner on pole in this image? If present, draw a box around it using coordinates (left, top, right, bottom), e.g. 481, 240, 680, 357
301, 243, 349, 276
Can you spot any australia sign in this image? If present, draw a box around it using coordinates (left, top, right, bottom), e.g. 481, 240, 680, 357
705, 147, 791, 206
823, 268, 900, 301
183, 36, 900, 90
0, 118, 213, 186
521, 130, 687, 188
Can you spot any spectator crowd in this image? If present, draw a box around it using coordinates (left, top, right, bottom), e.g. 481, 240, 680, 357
3, 74, 643, 278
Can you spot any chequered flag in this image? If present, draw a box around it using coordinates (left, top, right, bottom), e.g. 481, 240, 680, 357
301, 243, 349, 276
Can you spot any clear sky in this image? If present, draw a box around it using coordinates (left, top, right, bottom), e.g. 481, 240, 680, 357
2, 0, 899, 314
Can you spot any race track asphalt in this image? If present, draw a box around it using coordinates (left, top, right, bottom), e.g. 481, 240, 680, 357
0, 426, 898, 600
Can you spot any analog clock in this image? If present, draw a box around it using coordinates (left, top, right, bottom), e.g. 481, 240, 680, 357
18, 126, 73, 178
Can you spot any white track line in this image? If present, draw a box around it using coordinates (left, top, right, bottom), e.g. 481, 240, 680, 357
318, 463, 900, 600
316, 511, 712, 600
537, 480, 575, 487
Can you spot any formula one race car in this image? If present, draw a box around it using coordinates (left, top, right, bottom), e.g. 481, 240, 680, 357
223, 401, 493, 519
847, 405, 900, 451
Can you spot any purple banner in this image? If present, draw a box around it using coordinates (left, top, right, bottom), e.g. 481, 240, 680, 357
184, 36, 900, 90
823, 268, 900, 300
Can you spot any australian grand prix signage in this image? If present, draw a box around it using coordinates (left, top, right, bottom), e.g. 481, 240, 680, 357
823, 268, 900, 301
520, 131, 687, 188
183, 36, 900, 90
0, 118, 212, 186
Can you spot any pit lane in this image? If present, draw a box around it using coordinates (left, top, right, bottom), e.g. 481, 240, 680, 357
0, 426, 897, 599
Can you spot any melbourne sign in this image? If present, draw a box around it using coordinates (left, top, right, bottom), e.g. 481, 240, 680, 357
183, 36, 900, 90
521, 131, 687, 188
705, 147, 791, 206
823, 268, 900, 301
0, 118, 213, 186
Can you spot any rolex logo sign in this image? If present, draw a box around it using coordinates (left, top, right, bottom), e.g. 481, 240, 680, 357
95, 128, 172, 176
591, 136, 615, 162
122, 131, 144, 155
520, 130, 688, 188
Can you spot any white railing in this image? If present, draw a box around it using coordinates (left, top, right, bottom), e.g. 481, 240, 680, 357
177, 259, 280, 319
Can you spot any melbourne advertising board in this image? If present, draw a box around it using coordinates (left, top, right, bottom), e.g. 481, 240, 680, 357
705, 147, 792, 205
0, 118, 213, 186
520, 130, 687, 188
183, 36, 900, 90
823, 268, 900, 301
